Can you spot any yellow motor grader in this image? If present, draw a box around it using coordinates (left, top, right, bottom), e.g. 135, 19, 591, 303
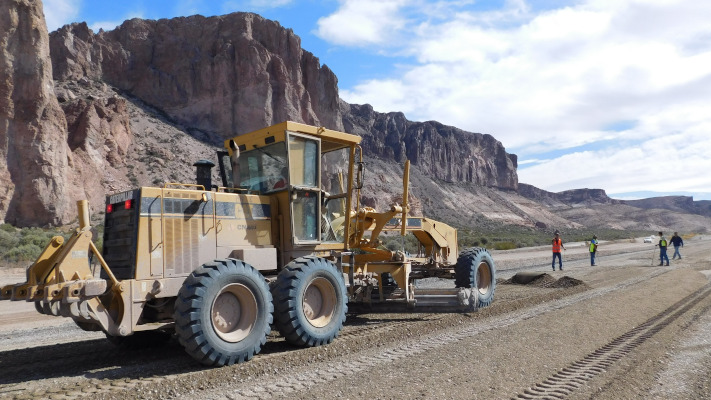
0, 121, 496, 366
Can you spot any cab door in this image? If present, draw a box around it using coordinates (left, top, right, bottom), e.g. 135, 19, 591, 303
287, 133, 321, 245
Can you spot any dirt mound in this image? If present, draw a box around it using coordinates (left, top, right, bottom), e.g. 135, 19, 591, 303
501, 274, 586, 288
543, 276, 585, 288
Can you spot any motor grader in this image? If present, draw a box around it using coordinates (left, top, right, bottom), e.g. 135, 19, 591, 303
0, 121, 496, 366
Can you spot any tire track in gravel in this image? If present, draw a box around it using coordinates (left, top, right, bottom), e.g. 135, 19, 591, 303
189, 268, 671, 400
0, 340, 199, 400
511, 284, 711, 399
4, 244, 705, 400
0, 314, 446, 400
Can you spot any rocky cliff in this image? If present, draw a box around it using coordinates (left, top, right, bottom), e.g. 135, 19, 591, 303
343, 103, 518, 189
518, 184, 620, 206
50, 14, 343, 138
0, 0, 72, 226
0, 10, 518, 227
623, 196, 711, 218
49, 15, 517, 188
12, 5, 698, 232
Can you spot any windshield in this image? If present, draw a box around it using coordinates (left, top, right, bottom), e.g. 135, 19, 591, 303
236, 142, 288, 193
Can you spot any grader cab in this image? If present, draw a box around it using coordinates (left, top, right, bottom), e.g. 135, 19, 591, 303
0, 121, 496, 366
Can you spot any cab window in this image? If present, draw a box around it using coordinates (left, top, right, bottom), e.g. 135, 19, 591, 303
288, 134, 320, 243
236, 142, 287, 193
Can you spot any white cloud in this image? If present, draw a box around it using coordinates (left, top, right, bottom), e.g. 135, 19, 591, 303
43, 0, 80, 31
89, 20, 125, 32
315, 0, 409, 46
331, 0, 711, 196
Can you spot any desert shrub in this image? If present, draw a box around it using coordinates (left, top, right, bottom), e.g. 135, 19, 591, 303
0, 223, 16, 233
19, 228, 57, 248
493, 241, 517, 250
382, 233, 420, 254
480, 237, 488, 245
92, 224, 104, 253
3, 243, 42, 262
0, 229, 19, 250
0, 227, 71, 264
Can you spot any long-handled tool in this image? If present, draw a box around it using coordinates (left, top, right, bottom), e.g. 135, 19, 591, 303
650, 246, 658, 265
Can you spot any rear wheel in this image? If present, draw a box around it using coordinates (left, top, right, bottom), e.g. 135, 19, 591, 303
272, 256, 347, 347
455, 247, 496, 307
174, 259, 272, 366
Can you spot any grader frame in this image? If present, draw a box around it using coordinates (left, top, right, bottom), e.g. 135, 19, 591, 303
1, 121, 496, 366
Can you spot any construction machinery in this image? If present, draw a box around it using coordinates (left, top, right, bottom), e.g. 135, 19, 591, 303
0, 121, 496, 366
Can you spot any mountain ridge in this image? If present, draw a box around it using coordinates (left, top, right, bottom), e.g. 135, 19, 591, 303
0, 1, 709, 234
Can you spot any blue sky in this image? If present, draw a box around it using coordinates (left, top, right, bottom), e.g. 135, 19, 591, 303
44, 0, 711, 201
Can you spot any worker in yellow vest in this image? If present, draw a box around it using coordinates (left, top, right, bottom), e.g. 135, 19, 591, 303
589, 235, 598, 266
657, 231, 669, 266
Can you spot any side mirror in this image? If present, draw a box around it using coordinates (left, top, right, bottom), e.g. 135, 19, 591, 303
356, 162, 364, 190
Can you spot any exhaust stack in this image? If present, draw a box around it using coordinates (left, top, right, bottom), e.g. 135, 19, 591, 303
193, 159, 215, 191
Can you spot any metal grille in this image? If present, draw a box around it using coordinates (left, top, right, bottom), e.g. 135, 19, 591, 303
164, 193, 202, 276
102, 193, 139, 280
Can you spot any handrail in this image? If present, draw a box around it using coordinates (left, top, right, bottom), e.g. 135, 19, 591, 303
163, 182, 206, 190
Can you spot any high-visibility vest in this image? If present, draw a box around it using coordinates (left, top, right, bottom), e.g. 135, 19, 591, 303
552, 238, 562, 252
589, 240, 597, 252
660, 238, 667, 247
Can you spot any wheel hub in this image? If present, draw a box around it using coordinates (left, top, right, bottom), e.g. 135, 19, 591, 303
477, 262, 492, 295
211, 283, 257, 342
302, 277, 337, 328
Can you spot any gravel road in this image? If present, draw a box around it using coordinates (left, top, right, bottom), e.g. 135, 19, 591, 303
1, 236, 710, 400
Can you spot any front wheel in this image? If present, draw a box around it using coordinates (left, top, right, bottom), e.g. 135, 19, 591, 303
272, 256, 347, 347
174, 259, 273, 366
455, 247, 496, 307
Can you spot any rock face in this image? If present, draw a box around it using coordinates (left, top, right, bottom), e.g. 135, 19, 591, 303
518, 184, 620, 206
343, 103, 518, 190
49, 16, 518, 188
50, 14, 343, 138
624, 196, 711, 218
41, 12, 519, 225
0, 7, 541, 227
0, 0, 72, 226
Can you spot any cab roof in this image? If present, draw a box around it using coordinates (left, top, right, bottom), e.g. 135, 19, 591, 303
224, 121, 362, 155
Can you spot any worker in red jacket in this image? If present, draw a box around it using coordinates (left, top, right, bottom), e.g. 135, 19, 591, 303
552, 231, 566, 271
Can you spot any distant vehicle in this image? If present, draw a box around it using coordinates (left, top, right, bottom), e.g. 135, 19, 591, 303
644, 236, 655, 243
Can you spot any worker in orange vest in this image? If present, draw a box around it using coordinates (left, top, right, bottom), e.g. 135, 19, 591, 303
552, 230, 566, 271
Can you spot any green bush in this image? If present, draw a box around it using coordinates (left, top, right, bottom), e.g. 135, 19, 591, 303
0, 223, 16, 233
0, 229, 19, 249
19, 229, 55, 248
3, 243, 42, 262
92, 225, 104, 253
0, 226, 71, 264
493, 241, 517, 250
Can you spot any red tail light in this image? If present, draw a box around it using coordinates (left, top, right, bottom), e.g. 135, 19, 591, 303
106, 204, 113, 213
124, 199, 133, 210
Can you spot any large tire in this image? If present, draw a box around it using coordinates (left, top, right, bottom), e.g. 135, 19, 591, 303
174, 259, 273, 366
271, 256, 347, 347
455, 247, 496, 307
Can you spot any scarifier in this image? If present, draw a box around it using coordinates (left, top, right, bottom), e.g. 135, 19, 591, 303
1, 121, 496, 366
